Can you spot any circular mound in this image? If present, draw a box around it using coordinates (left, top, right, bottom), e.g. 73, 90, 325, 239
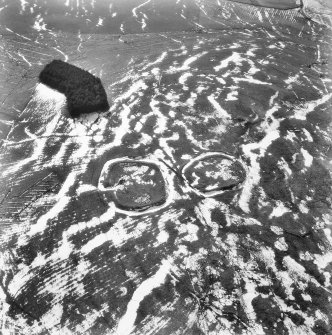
183, 153, 246, 196
99, 159, 167, 212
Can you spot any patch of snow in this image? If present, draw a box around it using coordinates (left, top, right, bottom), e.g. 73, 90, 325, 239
214, 52, 243, 72
96, 18, 104, 27
275, 237, 288, 251
301, 148, 313, 168
269, 201, 290, 218
33, 14, 47, 31
157, 230, 169, 244
207, 95, 231, 120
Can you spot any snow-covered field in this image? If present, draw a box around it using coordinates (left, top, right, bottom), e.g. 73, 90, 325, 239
0, 0, 331, 334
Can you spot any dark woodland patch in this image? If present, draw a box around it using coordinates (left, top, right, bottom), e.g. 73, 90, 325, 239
39, 60, 109, 117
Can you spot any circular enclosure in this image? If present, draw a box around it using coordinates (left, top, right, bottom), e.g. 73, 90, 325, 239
98, 159, 168, 212
182, 152, 246, 197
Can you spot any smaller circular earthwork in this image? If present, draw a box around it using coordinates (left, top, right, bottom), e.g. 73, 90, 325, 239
182, 152, 246, 197
98, 159, 168, 213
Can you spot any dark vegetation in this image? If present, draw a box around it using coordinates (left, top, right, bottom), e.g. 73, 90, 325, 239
39, 60, 109, 117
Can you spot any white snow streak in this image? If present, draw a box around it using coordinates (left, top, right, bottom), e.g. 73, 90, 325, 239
115, 259, 172, 335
